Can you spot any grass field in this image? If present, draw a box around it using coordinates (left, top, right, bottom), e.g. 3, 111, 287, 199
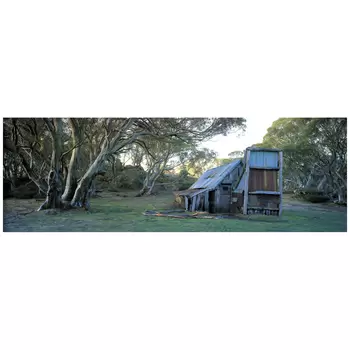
3, 191, 347, 232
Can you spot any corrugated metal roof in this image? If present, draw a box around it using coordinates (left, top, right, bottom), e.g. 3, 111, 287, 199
190, 160, 242, 190
249, 150, 279, 168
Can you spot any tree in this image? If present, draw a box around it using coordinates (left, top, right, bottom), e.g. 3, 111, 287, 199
38, 118, 64, 209
186, 148, 217, 177
137, 142, 216, 195
4, 117, 247, 209
214, 158, 233, 166
228, 150, 244, 159
3, 118, 53, 195
256, 118, 347, 203
134, 118, 246, 195
61, 118, 87, 202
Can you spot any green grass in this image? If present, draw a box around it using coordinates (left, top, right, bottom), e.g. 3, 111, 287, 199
3, 192, 347, 232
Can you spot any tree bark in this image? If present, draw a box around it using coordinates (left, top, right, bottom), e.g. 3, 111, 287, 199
337, 189, 346, 203
138, 163, 164, 196
70, 152, 106, 208
61, 119, 84, 202
316, 175, 326, 191
305, 169, 316, 188
38, 119, 64, 211
334, 180, 346, 203
137, 145, 172, 196
145, 172, 162, 195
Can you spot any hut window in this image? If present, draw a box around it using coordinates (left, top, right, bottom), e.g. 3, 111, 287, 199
222, 186, 229, 192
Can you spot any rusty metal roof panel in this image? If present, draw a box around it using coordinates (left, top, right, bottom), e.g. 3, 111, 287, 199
190, 160, 242, 190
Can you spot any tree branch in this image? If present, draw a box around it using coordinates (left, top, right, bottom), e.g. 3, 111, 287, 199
60, 140, 87, 161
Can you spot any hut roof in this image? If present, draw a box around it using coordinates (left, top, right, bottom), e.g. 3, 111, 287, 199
190, 160, 242, 191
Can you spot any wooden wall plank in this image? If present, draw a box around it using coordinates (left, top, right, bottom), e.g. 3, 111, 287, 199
204, 192, 209, 211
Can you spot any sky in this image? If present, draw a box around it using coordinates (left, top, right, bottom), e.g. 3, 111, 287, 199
202, 116, 278, 158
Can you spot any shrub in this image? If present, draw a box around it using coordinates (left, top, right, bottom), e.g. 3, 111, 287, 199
12, 184, 38, 199
99, 166, 146, 190
303, 194, 330, 203
107, 185, 120, 192
175, 175, 196, 191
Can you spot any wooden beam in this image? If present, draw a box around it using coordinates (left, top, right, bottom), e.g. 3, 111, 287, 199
279, 151, 283, 216
243, 149, 251, 215
249, 166, 279, 170
249, 191, 280, 195
246, 147, 282, 152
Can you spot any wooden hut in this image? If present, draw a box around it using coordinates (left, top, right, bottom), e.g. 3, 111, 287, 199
174, 160, 243, 213
232, 147, 283, 216
174, 146, 283, 216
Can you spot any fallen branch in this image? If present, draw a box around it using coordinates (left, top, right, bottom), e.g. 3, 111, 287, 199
143, 210, 219, 219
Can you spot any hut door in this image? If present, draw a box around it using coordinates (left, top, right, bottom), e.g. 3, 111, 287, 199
208, 190, 216, 213
219, 185, 231, 213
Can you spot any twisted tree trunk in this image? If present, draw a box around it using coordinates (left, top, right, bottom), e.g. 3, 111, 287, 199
38, 169, 62, 210
61, 119, 84, 202
69, 118, 139, 207
138, 161, 163, 196
139, 170, 163, 196
316, 175, 327, 192
70, 152, 106, 208
38, 119, 64, 210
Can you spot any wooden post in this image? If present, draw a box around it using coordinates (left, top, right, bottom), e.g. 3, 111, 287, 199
279, 151, 283, 216
215, 188, 219, 212
196, 195, 201, 210
185, 196, 188, 211
204, 192, 209, 212
243, 150, 251, 215
191, 195, 196, 212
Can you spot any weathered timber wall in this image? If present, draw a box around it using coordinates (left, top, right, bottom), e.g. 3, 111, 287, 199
248, 194, 280, 209
249, 169, 278, 192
